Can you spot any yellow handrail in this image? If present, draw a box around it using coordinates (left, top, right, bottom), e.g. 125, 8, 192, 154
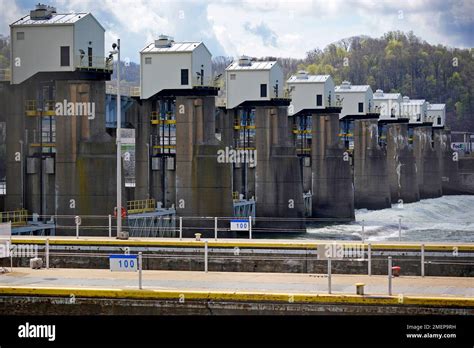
127, 199, 156, 214
0, 69, 11, 82
0, 209, 28, 226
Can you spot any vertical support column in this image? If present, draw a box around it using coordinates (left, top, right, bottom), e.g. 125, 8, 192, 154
311, 113, 354, 219
385, 122, 419, 203
175, 96, 233, 235
254, 106, 305, 230
413, 126, 442, 199
353, 119, 391, 209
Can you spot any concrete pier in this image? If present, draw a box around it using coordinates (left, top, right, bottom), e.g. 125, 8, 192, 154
175, 96, 233, 230
0, 74, 116, 233
254, 106, 305, 230
413, 125, 442, 199
433, 128, 463, 195
311, 113, 354, 219
353, 119, 391, 209
55, 80, 118, 223
385, 121, 420, 203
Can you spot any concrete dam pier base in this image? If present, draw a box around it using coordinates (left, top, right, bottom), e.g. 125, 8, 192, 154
311, 113, 354, 220
175, 96, 233, 237
353, 119, 391, 209
413, 126, 442, 199
255, 106, 305, 232
385, 122, 419, 204
54, 80, 118, 234
0, 75, 117, 235
433, 128, 464, 195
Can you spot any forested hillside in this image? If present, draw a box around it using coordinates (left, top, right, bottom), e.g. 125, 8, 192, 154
294, 31, 474, 131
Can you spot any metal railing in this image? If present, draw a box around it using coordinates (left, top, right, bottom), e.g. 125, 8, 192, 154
75, 55, 113, 71
105, 84, 140, 97
0, 69, 11, 82
127, 199, 157, 214
0, 209, 28, 226
6, 221, 473, 298
25, 100, 57, 116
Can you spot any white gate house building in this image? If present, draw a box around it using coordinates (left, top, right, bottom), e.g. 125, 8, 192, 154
373, 89, 402, 120
140, 35, 212, 99
335, 81, 374, 119
427, 103, 446, 128
10, 4, 106, 85
225, 57, 284, 109
287, 72, 335, 116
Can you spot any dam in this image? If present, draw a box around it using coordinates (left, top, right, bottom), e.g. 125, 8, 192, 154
0, 5, 473, 337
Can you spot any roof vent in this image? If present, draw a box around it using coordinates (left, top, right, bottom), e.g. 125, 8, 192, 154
155, 34, 174, 48
296, 70, 308, 79
374, 89, 384, 96
403, 96, 410, 102
238, 55, 252, 67
30, 3, 56, 20
340, 80, 351, 89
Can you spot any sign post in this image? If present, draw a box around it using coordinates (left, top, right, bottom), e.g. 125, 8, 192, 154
109, 254, 138, 272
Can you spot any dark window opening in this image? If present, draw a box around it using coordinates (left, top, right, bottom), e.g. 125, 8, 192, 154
437, 117, 441, 125
88, 47, 93, 67
260, 84, 267, 98
60, 46, 70, 67
358, 102, 364, 113
181, 69, 189, 85
316, 94, 323, 106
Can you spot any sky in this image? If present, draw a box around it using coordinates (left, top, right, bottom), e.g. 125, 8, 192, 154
1, 0, 473, 62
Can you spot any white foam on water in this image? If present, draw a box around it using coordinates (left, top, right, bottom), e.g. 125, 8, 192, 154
306, 195, 474, 242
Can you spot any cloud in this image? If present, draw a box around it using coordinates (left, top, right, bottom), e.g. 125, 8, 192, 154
0, 0, 23, 34
244, 22, 278, 47
2, 0, 473, 60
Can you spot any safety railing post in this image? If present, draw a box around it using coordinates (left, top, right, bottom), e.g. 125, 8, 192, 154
204, 240, 208, 273
179, 217, 183, 240
214, 217, 218, 241
138, 252, 143, 290
108, 214, 112, 238
328, 257, 332, 294
75, 216, 80, 239
388, 256, 392, 296
361, 219, 365, 243
368, 243, 372, 276
45, 238, 50, 269
249, 216, 252, 240
398, 218, 402, 242
421, 244, 425, 277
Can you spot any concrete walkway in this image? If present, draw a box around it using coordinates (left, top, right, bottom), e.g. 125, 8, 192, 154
1, 268, 473, 298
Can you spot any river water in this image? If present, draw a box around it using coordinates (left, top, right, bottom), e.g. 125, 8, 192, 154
271, 195, 474, 243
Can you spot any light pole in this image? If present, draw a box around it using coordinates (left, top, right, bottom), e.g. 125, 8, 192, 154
110, 39, 122, 236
